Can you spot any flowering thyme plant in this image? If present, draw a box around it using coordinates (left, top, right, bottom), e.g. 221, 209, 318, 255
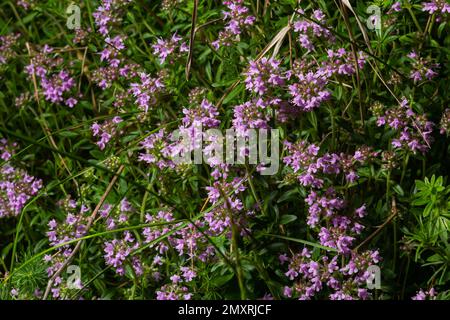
0, 0, 449, 301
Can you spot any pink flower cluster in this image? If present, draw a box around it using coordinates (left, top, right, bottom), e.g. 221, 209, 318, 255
0, 165, 42, 218
101, 35, 126, 64
232, 57, 286, 138
282, 249, 380, 300
142, 210, 214, 261
0, 139, 42, 219
322, 48, 366, 76
129, 72, 165, 112
152, 33, 189, 64
156, 282, 193, 300
40, 70, 76, 106
439, 108, 450, 135
92, 62, 140, 90
412, 287, 438, 300
93, 0, 133, 36
0, 138, 18, 161
45, 198, 90, 298
407, 51, 438, 82
16, 0, 35, 10
390, 2, 402, 13
138, 129, 176, 169
141, 210, 214, 299
422, 1, 450, 21
244, 58, 285, 95
293, 9, 335, 51
283, 140, 374, 188
0, 33, 20, 65
24, 45, 78, 108
99, 198, 133, 230
281, 140, 381, 299
232, 98, 277, 136
212, 0, 256, 49
182, 99, 220, 128
104, 231, 142, 276
375, 98, 434, 154
287, 49, 365, 112
204, 166, 252, 236
288, 68, 331, 112
91, 116, 123, 150
153, 97, 221, 168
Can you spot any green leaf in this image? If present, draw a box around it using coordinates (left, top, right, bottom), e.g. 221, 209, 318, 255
211, 273, 234, 287
277, 189, 298, 203
89, 149, 104, 159
423, 202, 433, 217
58, 131, 79, 138
222, 83, 244, 105
22, 12, 38, 24
263, 234, 337, 252
205, 61, 213, 82
279, 214, 297, 225
307, 111, 318, 131
393, 184, 404, 196
211, 79, 235, 88
412, 198, 429, 206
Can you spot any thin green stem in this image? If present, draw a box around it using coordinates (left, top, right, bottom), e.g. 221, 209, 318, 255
219, 188, 246, 300
400, 153, 410, 185
405, 4, 424, 34
401, 256, 411, 299
232, 221, 246, 300
328, 105, 336, 150
140, 190, 149, 223
245, 165, 266, 216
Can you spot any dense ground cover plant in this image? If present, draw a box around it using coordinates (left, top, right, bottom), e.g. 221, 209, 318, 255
0, 0, 449, 300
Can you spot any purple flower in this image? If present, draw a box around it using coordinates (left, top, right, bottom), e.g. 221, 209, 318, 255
0, 33, 20, 65
138, 129, 176, 169
283, 286, 293, 298
232, 98, 277, 136
439, 109, 450, 135
40, 70, 76, 105
93, 0, 133, 36
0, 139, 18, 161
182, 99, 220, 128
104, 231, 141, 276
375, 97, 434, 154
65, 97, 78, 108
213, 0, 255, 49
412, 288, 437, 300
391, 2, 402, 12
422, 0, 450, 20
91, 117, 123, 150
288, 70, 331, 112
180, 267, 197, 282
0, 164, 43, 218
156, 284, 192, 300
293, 10, 335, 51
130, 72, 165, 112
170, 274, 181, 283
355, 205, 367, 218
244, 58, 285, 95
152, 33, 189, 64
407, 51, 439, 82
